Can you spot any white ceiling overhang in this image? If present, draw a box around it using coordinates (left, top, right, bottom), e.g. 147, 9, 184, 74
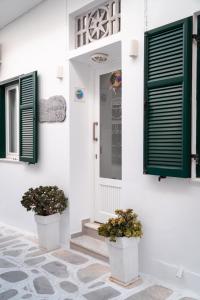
0, 0, 44, 30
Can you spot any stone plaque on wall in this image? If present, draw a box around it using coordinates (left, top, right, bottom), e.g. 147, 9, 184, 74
39, 95, 66, 123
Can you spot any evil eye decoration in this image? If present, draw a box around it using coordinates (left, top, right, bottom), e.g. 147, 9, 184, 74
75, 89, 84, 100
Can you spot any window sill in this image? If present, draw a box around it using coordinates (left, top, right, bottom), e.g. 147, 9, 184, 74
190, 177, 200, 183
0, 158, 22, 164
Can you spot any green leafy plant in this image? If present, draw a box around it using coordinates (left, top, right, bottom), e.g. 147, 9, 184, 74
21, 186, 68, 216
98, 209, 143, 242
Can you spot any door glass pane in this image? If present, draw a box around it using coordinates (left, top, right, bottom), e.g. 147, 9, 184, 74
8, 89, 17, 153
100, 70, 122, 179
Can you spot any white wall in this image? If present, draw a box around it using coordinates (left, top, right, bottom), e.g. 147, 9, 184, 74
0, 0, 69, 237
69, 60, 94, 234
147, 0, 200, 30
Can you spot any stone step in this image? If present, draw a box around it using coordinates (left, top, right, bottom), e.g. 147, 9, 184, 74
70, 235, 109, 263
83, 222, 105, 241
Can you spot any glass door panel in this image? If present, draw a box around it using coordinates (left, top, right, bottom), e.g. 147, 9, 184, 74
100, 70, 122, 180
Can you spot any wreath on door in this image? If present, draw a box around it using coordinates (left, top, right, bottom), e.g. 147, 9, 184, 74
110, 70, 122, 90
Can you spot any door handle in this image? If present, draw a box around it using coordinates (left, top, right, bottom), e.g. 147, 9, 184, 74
93, 122, 98, 141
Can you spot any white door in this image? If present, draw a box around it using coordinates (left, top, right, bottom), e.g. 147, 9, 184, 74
93, 67, 122, 223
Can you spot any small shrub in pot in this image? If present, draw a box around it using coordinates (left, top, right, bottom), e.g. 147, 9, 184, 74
98, 209, 143, 285
21, 185, 67, 216
21, 186, 68, 250
98, 209, 143, 241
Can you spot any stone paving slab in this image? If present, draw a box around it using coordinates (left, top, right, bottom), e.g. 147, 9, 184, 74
33, 276, 54, 295
0, 240, 21, 249
52, 249, 89, 265
60, 281, 79, 293
125, 285, 173, 300
42, 261, 69, 278
3, 249, 23, 257
25, 256, 46, 266
77, 263, 110, 283
0, 258, 16, 268
84, 286, 121, 299
179, 298, 198, 300
0, 224, 198, 300
0, 270, 28, 283
0, 288, 18, 299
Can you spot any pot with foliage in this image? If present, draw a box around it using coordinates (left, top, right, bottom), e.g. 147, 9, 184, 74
98, 209, 143, 286
21, 186, 68, 250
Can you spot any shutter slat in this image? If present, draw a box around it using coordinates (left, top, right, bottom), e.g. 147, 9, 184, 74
149, 51, 183, 62
148, 31, 183, 81
20, 71, 38, 163
149, 62, 183, 72
149, 37, 183, 50
149, 46, 183, 58
144, 17, 192, 178
149, 55, 183, 66
149, 27, 182, 43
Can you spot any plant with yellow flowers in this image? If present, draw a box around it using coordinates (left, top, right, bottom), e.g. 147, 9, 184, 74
98, 209, 143, 242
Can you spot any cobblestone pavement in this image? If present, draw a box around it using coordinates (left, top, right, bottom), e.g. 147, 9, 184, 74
0, 224, 199, 300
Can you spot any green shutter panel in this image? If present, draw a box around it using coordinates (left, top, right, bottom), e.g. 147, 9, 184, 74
196, 16, 200, 177
19, 71, 38, 163
144, 17, 192, 178
0, 86, 5, 158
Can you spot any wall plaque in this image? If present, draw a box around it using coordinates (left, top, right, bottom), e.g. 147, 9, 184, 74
39, 95, 66, 123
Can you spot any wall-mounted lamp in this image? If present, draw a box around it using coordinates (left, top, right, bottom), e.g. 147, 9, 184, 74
0, 45, 2, 65
129, 40, 139, 58
56, 65, 64, 79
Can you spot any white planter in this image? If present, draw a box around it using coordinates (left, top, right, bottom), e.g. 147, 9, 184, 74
35, 213, 61, 251
60, 209, 70, 247
106, 237, 140, 285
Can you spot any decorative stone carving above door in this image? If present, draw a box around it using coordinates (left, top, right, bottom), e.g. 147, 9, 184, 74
75, 0, 121, 48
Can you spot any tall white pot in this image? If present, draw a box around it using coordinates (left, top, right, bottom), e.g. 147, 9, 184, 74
35, 213, 61, 251
106, 237, 140, 285
60, 209, 70, 247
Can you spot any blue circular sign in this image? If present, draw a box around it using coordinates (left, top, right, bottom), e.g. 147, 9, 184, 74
76, 89, 84, 100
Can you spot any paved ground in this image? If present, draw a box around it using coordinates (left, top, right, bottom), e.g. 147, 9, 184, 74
0, 225, 199, 300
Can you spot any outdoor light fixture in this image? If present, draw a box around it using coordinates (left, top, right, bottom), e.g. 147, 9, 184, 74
91, 53, 108, 63
0, 44, 2, 65
129, 40, 139, 58
56, 65, 64, 79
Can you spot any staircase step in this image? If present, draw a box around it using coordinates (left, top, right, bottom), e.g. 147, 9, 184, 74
83, 222, 105, 241
70, 235, 109, 263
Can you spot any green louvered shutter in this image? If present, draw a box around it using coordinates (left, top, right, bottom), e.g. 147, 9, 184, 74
0, 86, 5, 158
144, 17, 192, 178
196, 15, 200, 177
19, 71, 38, 163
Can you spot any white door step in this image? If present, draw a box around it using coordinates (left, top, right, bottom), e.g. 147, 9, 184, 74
70, 235, 109, 263
84, 222, 100, 230
82, 222, 105, 241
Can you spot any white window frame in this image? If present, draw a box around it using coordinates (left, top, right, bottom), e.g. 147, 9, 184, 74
5, 84, 19, 161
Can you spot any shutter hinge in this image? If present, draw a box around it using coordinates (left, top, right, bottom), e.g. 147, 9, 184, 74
144, 100, 148, 110
191, 153, 199, 165
158, 176, 166, 182
192, 34, 200, 48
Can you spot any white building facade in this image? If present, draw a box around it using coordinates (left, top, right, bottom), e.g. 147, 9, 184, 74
0, 0, 200, 294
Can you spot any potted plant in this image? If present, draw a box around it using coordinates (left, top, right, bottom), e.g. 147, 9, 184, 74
21, 186, 68, 251
98, 209, 143, 286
